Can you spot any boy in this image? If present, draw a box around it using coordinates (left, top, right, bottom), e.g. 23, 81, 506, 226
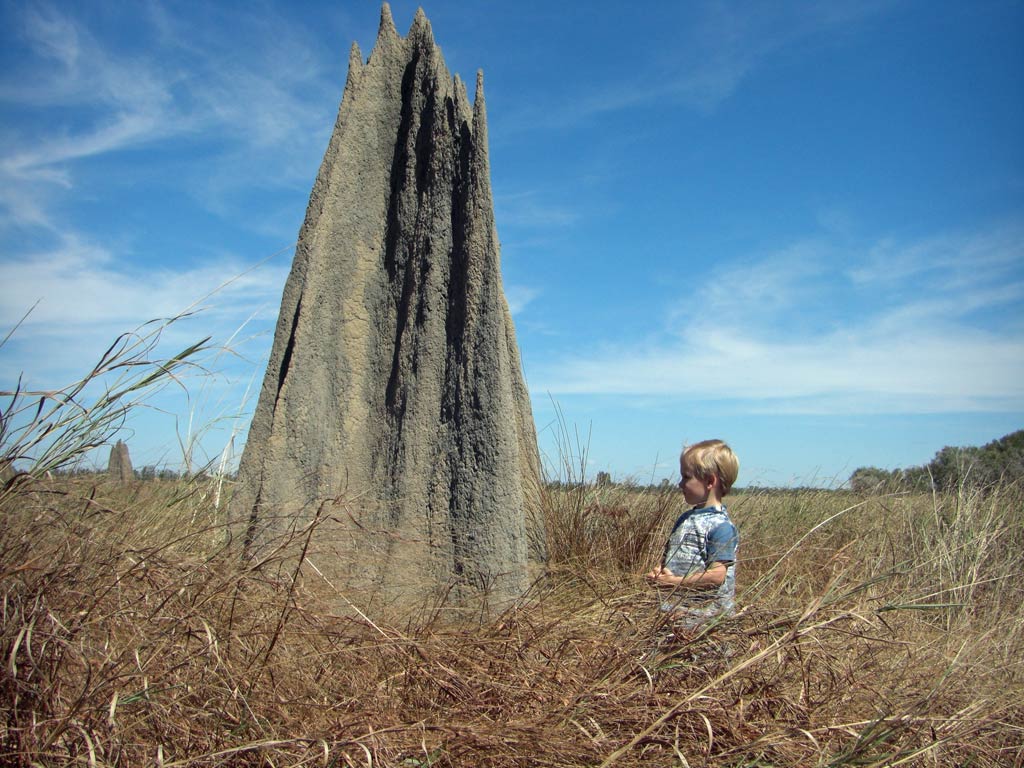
645, 439, 739, 630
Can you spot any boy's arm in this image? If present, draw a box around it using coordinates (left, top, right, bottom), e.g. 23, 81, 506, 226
645, 521, 736, 589
646, 562, 727, 589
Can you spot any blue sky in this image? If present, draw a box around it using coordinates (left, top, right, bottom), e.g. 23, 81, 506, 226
1, 0, 1022, 486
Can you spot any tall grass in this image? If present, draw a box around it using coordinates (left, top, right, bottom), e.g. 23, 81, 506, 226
2, 348, 1022, 765
5, 481, 1020, 765
0, 316, 210, 487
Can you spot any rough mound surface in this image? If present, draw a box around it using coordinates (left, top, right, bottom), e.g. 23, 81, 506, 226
231, 6, 544, 610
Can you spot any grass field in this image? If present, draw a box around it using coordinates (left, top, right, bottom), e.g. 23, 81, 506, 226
2, 468, 1021, 766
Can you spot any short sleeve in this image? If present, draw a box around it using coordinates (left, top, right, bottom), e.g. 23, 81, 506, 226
705, 522, 738, 564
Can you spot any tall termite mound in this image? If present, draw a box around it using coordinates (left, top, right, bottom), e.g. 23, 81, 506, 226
108, 440, 133, 484
230, 5, 544, 610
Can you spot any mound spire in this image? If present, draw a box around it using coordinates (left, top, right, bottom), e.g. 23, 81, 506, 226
378, 2, 397, 38
231, 6, 544, 612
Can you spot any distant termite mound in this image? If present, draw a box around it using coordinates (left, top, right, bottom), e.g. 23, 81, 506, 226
230, 5, 544, 612
108, 440, 133, 484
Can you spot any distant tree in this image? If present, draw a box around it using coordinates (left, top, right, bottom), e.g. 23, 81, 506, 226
976, 429, 1024, 485
895, 466, 931, 491
595, 471, 612, 487
928, 446, 979, 491
849, 466, 893, 493
928, 429, 1024, 492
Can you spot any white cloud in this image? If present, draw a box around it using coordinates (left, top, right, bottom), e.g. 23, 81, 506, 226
0, 4, 182, 231
544, 327, 1024, 412
0, 233, 288, 386
504, 284, 540, 316
0, 2, 342, 234
0, 3, 334, 432
4, 113, 166, 182
850, 225, 1024, 294
536, 222, 1024, 414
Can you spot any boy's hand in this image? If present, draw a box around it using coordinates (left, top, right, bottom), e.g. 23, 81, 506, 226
645, 566, 677, 587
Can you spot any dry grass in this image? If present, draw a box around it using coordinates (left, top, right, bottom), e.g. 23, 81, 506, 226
2, 469, 1022, 767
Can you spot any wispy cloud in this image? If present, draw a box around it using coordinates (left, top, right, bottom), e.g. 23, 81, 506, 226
495, 190, 580, 229
0, 232, 288, 385
503, 0, 899, 132
1, 5, 172, 110
0, 1, 343, 233
0, 4, 175, 232
850, 225, 1023, 290
544, 325, 1024, 413
535, 222, 1024, 414
658, 0, 896, 113
1, 5, 179, 171
0, 1, 340, 394
505, 284, 541, 316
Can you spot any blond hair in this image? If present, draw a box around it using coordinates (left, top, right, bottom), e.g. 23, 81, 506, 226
682, 439, 739, 496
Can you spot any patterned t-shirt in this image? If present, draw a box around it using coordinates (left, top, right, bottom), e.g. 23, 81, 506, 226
660, 505, 738, 624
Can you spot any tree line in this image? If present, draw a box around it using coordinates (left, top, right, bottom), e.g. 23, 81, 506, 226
849, 429, 1024, 493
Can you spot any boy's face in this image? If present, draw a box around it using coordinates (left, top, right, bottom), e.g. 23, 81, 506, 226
679, 459, 713, 506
